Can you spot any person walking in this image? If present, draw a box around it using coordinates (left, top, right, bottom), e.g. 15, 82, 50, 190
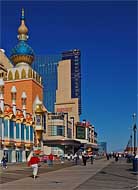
90, 154, 94, 164
74, 153, 78, 165
1, 155, 7, 169
115, 153, 119, 162
82, 152, 87, 166
106, 153, 110, 160
28, 153, 40, 180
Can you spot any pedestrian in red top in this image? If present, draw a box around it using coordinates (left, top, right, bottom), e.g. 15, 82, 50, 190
48, 153, 54, 166
28, 153, 40, 179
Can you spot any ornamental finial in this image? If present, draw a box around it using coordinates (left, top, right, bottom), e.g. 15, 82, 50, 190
17, 8, 28, 40
21, 8, 25, 20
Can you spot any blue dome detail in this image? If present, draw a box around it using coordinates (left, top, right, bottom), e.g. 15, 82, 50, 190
11, 40, 34, 57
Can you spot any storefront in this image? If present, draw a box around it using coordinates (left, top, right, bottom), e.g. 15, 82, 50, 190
43, 139, 81, 156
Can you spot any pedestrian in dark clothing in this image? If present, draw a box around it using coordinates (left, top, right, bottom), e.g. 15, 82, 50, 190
74, 153, 79, 165
1, 155, 7, 169
106, 153, 110, 160
90, 155, 94, 164
82, 153, 87, 166
115, 154, 119, 162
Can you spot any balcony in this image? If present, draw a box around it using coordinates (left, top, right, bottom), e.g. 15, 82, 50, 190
15, 141, 25, 148
3, 139, 15, 147
25, 142, 33, 148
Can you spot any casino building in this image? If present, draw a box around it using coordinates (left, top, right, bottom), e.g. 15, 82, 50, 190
0, 9, 45, 162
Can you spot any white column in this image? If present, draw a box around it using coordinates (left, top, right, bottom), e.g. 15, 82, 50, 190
21, 92, 27, 118
85, 127, 88, 140
2, 119, 4, 141
14, 123, 16, 140
0, 78, 4, 112
0, 97, 4, 112
0, 149, 3, 161
70, 117, 74, 139
11, 86, 17, 115
22, 150, 26, 162
11, 150, 16, 163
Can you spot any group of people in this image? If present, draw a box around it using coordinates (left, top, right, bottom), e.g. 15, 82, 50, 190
1, 151, 95, 180
65, 151, 95, 166
106, 152, 124, 162
82, 152, 94, 166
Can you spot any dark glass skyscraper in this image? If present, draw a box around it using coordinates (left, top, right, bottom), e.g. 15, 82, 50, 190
62, 49, 81, 115
32, 55, 61, 112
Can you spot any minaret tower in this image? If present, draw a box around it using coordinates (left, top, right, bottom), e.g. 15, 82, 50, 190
11, 8, 34, 66
4, 8, 43, 114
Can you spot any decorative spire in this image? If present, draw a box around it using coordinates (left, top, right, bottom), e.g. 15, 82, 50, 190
21, 8, 25, 20
17, 8, 28, 41
10, 8, 34, 66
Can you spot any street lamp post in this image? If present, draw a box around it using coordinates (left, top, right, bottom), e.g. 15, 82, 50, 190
132, 113, 137, 156
130, 134, 132, 155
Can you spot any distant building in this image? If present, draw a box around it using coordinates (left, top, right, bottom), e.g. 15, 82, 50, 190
98, 142, 107, 155
43, 112, 81, 155
55, 59, 80, 124
75, 121, 98, 153
33, 55, 61, 112
33, 49, 82, 115
62, 49, 81, 115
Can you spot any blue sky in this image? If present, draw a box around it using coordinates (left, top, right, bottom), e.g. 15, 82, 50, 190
1, 1, 137, 152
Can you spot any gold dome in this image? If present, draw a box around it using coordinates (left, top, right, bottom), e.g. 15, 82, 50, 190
18, 20, 28, 35
17, 8, 28, 40
35, 104, 43, 113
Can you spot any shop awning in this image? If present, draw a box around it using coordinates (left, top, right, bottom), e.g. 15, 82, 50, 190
43, 139, 81, 147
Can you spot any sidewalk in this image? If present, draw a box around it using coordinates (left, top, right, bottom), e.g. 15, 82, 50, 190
1, 158, 136, 190
1, 158, 111, 190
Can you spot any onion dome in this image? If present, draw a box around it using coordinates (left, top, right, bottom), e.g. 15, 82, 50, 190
10, 8, 34, 66
18, 9, 28, 36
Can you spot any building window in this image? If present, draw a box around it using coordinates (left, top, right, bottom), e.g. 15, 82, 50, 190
4, 119, 8, 137
16, 123, 20, 139
76, 126, 85, 139
9, 120, 14, 139
8, 71, 13, 80
21, 123, 25, 140
21, 69, 26, 79
67, 128, 72, 138
26, 126, 29, 140
50, 126, 65, 136
57, 126, 65, 136
30, 126, 34, 141
50, 126, 57, 136
15, 70, 20, 80
28, 68, 32, 78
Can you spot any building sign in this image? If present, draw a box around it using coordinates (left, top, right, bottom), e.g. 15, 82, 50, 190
36, 115, 41, 125
56, 107, 72, 113
76, 126, 85, 139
